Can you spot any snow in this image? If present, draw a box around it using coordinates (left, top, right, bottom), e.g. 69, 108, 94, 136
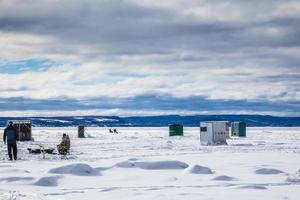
94, 118, 118, 122
212, 175, 237, 181
33, 175, 63, 187
0, 177, 34, 183
0, 127, 299, 200
184, 164, 213, 174
237, 184, 268, 190
115, 160, 189, 170
36, 119, 70, 123
255, 168, 285, 175
286, 170, 300, 183
49, 163, 101, 176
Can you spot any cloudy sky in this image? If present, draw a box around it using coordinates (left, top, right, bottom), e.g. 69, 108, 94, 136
0, 0, 300, 116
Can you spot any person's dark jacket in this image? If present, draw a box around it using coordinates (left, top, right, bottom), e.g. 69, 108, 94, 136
3, 125, 19, 143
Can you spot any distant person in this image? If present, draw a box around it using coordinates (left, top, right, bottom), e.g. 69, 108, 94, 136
113, 128, 118, 134
109, 128, 113, 133
3, 121, 19, 161
57, 133, 70, 155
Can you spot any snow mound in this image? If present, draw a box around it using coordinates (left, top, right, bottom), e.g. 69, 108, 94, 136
115, 160, 136, 168
255, 168, 284, 175
136, 161, 189, 170
238, 184, 267, 190
184, 165, 213, 174
286, 170, 300, 183
115, 160, 189, 170
34, 175, 63, 187
213, 175, 237, 181
49, 163, 100, 176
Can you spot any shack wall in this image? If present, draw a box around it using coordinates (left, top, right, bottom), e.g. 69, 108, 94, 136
200, 121, 227, 145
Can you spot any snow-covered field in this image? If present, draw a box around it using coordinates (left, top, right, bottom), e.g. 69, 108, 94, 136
0, 127, 300, 200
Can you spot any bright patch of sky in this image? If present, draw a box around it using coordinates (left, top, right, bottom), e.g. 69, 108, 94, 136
0, 59, 58, 74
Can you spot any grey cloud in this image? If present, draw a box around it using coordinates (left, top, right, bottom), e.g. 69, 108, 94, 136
0, 0, 299, 61
262, 74, 300, 82
0, 0, 299, 109
0, 0, 292, 53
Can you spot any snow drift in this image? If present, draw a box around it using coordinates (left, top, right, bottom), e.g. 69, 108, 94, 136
212, 175, 237, 181
184, 165, 213, 174
255, 168, 284, 175
48, 163, 101, 176
34, 175, 63, 187
115, 160, 189, 170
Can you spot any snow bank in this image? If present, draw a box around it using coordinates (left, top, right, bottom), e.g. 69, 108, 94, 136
136, 161, 189, 170
115, 160, 189, 170
238, 184, 267, 190
34, 175, 63, 187
212, 175, 237, 181
184, 165, 213, 174
49, 163, 101, 176
255, 168, 284, 175
115, 160, 136, 168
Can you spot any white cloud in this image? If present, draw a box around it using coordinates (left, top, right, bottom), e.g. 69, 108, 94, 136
0, 60, 298, 102
0, 0, 299, 115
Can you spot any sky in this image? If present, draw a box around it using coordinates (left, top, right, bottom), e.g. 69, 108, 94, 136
0, 0, 300, 117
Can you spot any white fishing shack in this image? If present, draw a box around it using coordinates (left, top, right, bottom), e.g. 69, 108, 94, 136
200, 121, 228, 145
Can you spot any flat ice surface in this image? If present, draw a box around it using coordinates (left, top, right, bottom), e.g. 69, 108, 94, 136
0, 127, 300, 200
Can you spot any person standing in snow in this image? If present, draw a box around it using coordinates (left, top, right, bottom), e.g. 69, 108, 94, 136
57, 133, 70, 155
3, 121, 19, 161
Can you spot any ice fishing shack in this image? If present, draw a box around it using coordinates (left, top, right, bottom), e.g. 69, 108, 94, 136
200, 121, 228, 145
78, 125, 85, 138
231, 121, 246, 137
7, 120, 32, 141
169, 124, 184, 136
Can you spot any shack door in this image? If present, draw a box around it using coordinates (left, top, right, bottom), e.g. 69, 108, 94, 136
200, 122, 213, 145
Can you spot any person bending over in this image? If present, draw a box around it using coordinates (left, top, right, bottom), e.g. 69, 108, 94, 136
57, 133, 70, 155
